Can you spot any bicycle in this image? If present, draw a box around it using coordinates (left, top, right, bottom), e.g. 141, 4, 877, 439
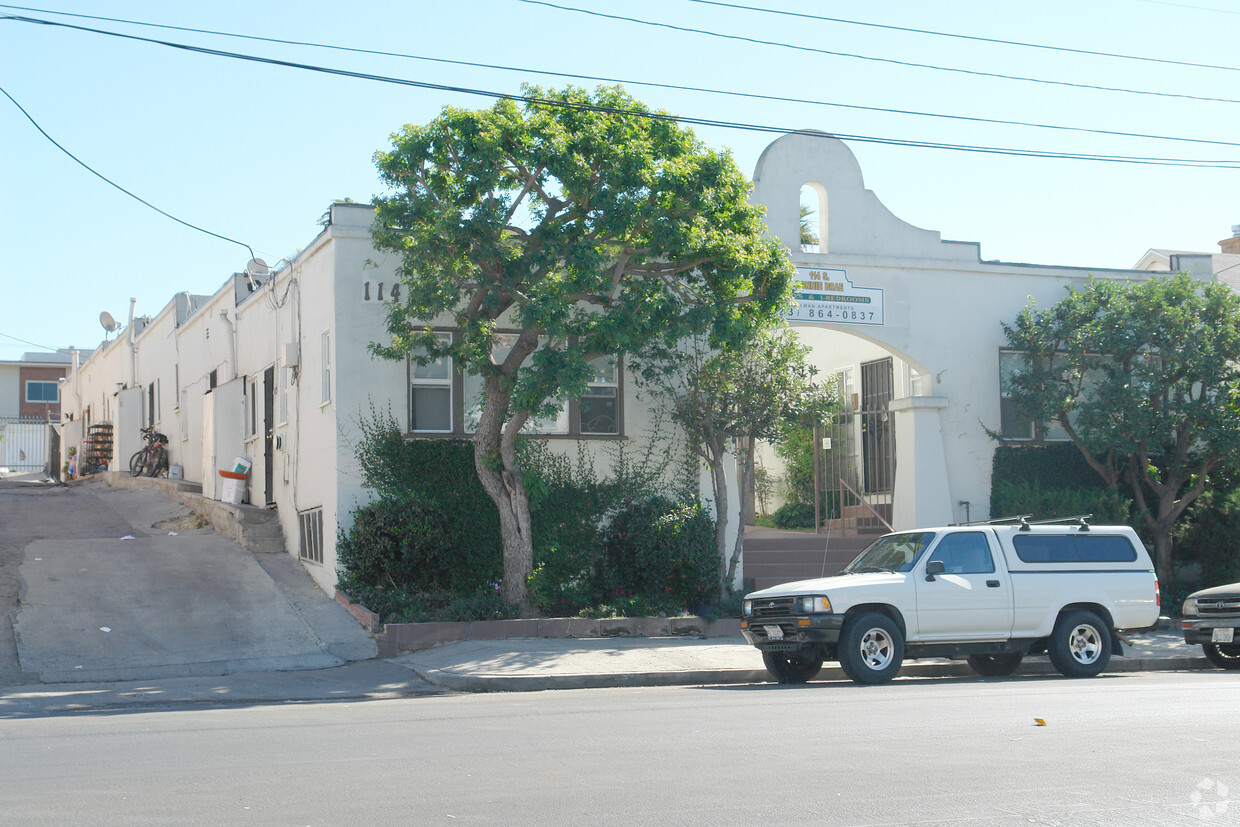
129, 426, 169, 477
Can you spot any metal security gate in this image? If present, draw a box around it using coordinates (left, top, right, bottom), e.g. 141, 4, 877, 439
0, 416, 49, 472
860, 358, 895, 495
814, 358, 895, 533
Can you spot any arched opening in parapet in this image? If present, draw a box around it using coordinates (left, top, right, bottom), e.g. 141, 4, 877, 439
799, 182, 827, 253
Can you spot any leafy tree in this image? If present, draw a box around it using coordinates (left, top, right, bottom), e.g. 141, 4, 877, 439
1001, 272, 1240, 578
370, 85, 795, 611
666, 327, 835, 592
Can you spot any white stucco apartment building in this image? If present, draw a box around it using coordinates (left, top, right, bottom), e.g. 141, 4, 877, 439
59, 132, 1221, 593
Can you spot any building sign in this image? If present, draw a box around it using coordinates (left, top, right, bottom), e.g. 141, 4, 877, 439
785, 267, 884, 326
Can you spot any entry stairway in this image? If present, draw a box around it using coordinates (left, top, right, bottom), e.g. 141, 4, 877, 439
741, 525, 875, 593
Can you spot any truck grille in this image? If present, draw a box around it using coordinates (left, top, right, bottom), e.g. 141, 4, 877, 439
750, 597, 796, 620
1197, 597, 1240, 616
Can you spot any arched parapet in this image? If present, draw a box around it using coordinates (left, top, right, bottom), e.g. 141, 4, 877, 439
752, 131, 978, 263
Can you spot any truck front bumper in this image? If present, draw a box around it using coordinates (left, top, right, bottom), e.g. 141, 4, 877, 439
741, 615, 844, 650
1182, 617, 1240, 646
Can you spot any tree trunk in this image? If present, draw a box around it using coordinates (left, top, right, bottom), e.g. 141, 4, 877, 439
725, 437, 756, 594
473, 376, 535, 614
707, 452, 729, 592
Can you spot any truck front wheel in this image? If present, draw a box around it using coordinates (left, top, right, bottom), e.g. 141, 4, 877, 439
762, 650, 825, 684
838, 612, 904, 684
1047, 610, 1112, 677
1203, 643, 1240, 670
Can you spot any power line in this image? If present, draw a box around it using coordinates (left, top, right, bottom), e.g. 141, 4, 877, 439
2, 4, 1237, 149
518, 0, 1240, 105
0, 331, 55, 351
0, 83, 257, 260
3, 15, 1238, 169
686, 0, 1240, 73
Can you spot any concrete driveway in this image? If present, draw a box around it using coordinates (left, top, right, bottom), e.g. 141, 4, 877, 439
0, 474, 375, 685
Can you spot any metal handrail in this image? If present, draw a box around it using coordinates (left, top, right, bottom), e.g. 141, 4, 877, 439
839, 477, 895, 533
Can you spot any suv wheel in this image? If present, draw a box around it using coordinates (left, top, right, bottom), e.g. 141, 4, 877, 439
967, 653, 1023, 677
1203, 643, 1240, 670
1047, 610, 1112, 677
838, 612, 904, 685
762, 650, 825, 684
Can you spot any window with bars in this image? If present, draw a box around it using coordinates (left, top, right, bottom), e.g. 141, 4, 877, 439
298, 507, 324, 564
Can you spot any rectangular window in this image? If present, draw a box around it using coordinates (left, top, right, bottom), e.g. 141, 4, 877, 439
321, 331, 332, 404
1012, 534, 1138, 564
248, 377, 258, 436
25, 380, 59, 403
180, 389, 189, 441
463, 334, 569, 434
999, 350, 1035, 440
410, 333, 453, 433
299, 507, 324, 564
147, 381, 156, 428
579, 356, 619, 435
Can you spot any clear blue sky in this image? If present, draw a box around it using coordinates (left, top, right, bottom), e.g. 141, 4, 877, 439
2, 0, 1236, 356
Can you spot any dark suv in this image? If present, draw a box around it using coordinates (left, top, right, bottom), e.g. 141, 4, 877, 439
1181, 582, 1240, 670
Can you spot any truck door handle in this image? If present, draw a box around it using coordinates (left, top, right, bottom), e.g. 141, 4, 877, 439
986, 580, 1000, 588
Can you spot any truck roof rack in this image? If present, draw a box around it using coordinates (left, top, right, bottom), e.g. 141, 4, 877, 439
1018, 514, 1093, 531
953, 514, 1032, 527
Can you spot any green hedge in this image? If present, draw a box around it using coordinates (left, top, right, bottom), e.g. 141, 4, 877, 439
991, 443, 1106, 493
602, 496, 719, 615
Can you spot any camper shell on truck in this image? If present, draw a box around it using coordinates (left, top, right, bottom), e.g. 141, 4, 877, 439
741, 517, 1164, 685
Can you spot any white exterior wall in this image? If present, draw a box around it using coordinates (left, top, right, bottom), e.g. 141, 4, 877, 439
750, 131, 1166, 527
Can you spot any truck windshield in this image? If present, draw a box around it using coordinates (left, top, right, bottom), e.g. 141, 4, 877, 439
843, 532, 936, 574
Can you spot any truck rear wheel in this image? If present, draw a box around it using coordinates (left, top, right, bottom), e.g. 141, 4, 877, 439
1047, 610, 1111, 677
762, 650, 824, 684
838, 612, 904, 684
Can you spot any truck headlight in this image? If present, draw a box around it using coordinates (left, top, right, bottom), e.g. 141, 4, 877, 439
1182, 598, 1198, 616
743, 600, 753, 617
795, 596, 831, 613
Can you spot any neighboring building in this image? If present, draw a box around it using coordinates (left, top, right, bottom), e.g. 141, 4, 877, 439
0, 349, 80, 472
60, 132, 1212, 592
1132, 225, 1240, 286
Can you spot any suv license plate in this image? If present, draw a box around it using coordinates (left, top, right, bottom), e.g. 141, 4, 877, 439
1212, 628, 1235, 643
764, 625, 784, 640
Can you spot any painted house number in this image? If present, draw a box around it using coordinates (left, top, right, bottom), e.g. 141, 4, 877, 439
362, 282, 402, 302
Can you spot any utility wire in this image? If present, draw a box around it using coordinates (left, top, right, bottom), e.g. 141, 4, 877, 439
0, 331, 55, 351
0, 84, 257, 260
3, 15, 1238, 169
518, 0, 1240, 105
686, 0, 1240, 73
2, 4, 1237, 149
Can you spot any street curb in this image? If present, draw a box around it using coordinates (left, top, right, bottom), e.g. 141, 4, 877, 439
404, 654, 1216, 693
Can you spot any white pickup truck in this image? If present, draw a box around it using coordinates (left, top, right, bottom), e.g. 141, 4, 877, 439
741, 519, 1164, 684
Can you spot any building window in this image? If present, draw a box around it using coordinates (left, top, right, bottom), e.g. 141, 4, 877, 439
248, 376, 259, 436
180, 389, 189, 441
999, 350, 1073, 442
999, 351, 1036, 440
579, 357, 619, 435
298, 507, 324, 564
25, 380, 59, 403
321, 331, 332, 404
410, 333, 453, 433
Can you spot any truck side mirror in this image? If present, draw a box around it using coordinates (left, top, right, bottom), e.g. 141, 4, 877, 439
925, 560, 945, 581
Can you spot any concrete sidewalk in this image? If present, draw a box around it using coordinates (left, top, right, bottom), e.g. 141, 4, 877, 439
391, 628, 1210, 693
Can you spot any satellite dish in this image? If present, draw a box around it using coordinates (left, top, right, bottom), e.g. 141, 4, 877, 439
100, 311, 120, 333
245, 258, 270, 279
